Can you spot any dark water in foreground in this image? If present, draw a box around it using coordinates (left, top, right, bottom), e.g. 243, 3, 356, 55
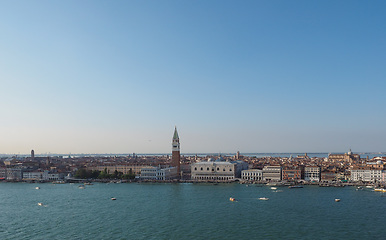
0, 183, 385, 240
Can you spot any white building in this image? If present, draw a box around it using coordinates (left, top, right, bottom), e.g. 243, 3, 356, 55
241, 169, 262, 181
351, 168, 383, 182
23, 171, 44, 180
0, 168, 7, 180
382, 170, 386, 182
304, 166, 321, 182
262, 166, 282, 181
140, 166, 178, 180
6, 167, 23, 180
23, 171, 62, 181
191, 158, 248, 181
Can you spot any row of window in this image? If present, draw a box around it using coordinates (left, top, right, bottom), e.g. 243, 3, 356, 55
194, 176, 234, 180
194, 167, 232, 172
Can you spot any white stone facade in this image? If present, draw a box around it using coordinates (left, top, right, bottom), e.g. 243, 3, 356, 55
351, 168, 383, 182
191, 159, 248, 181
262, 166, 282, 181
304, 166, 321, 182
140, 166, 178, 180
241, 169, 262, 181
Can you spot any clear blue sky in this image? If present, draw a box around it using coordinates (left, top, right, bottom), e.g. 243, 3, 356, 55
1, 0, 385, 154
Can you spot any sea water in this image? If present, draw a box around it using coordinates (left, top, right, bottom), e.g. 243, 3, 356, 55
0, 183, 384, 239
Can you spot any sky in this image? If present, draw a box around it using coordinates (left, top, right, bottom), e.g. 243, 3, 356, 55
1, 0, 386, 154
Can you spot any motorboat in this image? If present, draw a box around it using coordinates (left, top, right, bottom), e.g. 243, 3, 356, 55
374, 188, 386, 192
111, 197, 117, 200
38, 202, 43, 206
259, 197, 269, 201
335, 199, 341, 202
35, 187, 40, 190
229, 197, 236, 202
78, 185, 85, 189
288, 185, 303, 189
270, 187, 277, 190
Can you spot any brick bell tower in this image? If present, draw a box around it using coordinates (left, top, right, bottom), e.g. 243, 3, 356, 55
172, 126, 181, 178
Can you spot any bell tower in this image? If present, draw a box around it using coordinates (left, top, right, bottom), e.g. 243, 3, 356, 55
172, 126, 181, 177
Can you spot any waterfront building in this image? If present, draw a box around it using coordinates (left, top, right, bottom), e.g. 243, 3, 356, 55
23, 170, 62, 181
241, 169, 262, 181
140, 166, 178, 180
304, 166, 321, 182
191, 157, 248, 181
172, 126, 181, 178
321, 171, 337, 182
282, 168, 303, 181
6, 167, 23, 181
262, 165, 282, 181
23, 171, 43, 180
140, 167, 158, 180
382, 170, 386, 182
351, 167, 383, 182
0, 168, 6, 180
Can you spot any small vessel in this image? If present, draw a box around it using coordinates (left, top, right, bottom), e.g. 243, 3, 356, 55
111, 197, 117, 200
84, 182, 93, 185
288, 185, 303, 189
366, 186, 374, 188
319, 184, 330, 187
356, 186, 363, 190
374, 188, 386, 192
335, 199, 341, 202
52, 180, 65, 184
259, 197, 269, 201
78, 185, 85, 189
270, 187, 277, 190
38, 202, 43, 206
229, 197, 236, 202
35, 187, 40, 190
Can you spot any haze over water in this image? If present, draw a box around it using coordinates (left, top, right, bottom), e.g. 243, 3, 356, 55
1, 183, 384, 239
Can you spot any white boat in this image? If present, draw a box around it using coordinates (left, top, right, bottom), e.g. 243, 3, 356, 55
229, 197, 236, 202
259, 197, 269, 201
111, 197, 117, 200
38, 202, 43, 206
78, 185, 85, 189
270, 187, 277, 190
35, 187, 40, 190
366, 186, 374, 188
335, 199, 341, 202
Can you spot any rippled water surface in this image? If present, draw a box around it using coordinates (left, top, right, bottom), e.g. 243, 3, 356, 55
0, 183, 385, 239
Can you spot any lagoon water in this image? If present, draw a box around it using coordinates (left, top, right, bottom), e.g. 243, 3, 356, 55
0, 182, 385, 240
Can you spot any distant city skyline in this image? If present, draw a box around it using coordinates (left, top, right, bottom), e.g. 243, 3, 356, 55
1, 1, 386, 154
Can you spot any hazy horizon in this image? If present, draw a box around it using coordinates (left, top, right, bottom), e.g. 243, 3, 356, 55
1, 1, 385, 154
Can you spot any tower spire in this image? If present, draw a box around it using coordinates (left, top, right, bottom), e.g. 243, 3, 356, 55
173, 126, 179, 140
